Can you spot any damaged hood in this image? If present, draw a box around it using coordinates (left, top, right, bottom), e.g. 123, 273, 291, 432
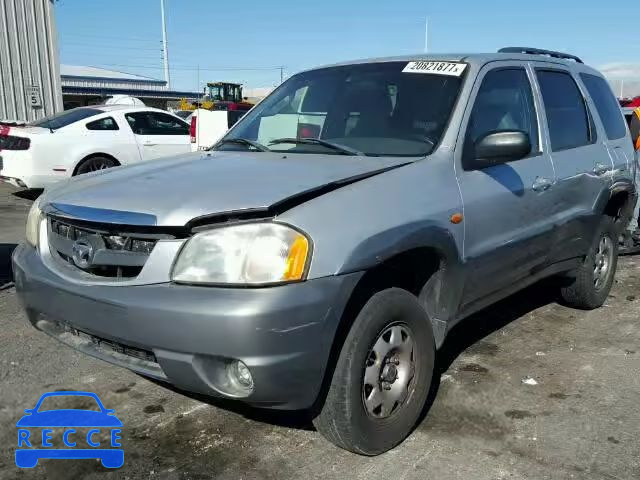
43, 151, 407, 226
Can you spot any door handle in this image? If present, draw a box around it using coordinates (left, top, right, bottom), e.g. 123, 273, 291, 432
532, 177, 553, 192
592, 163, 610, 176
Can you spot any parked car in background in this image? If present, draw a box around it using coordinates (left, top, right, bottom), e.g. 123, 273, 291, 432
0, 106, 190, 189
13, 47, 636, 456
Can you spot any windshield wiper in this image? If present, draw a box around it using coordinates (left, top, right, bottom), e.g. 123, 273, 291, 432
213, 138, 270, 152
268, 137, 364, 156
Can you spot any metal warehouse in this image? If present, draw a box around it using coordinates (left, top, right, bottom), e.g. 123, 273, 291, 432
0, 0, 63, 122
61, 65, 200, 110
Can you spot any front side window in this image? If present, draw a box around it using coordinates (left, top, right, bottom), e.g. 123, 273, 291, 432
125, 112, 189, 135
580, 73, 627, 140
29, 108, 102, 130
221, 62, 465, 157
86, 117, 119, 131
536, 70, 592, 151
466, 68, 538, 154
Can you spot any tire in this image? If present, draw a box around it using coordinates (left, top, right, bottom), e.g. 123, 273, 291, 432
74, 156, 118, 175
560, 216, 618, 309
313, 288, 435, 455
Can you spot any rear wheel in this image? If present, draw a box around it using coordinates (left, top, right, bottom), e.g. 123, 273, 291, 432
75, 156, 118, 175
560, 216, 618, 309
313, 288, 435, 455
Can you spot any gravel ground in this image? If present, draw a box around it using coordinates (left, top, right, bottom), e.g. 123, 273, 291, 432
0, 181, 639, 480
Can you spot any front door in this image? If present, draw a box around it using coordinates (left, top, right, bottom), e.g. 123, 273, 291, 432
455, 63, 557, 307
125, 111, 190, 161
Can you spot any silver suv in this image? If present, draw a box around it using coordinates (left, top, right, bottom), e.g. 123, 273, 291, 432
13, 47, 637, 455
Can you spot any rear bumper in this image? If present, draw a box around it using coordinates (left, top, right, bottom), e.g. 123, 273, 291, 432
0, 151, 63, 189
13, 244, 361, 409
0, 174, 60, 189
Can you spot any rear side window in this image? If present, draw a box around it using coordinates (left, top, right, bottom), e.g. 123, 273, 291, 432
125, 112, 189, 135
580, 73, 627, 140
466, 68, 539, 152
28, 108, 102, 130
536, 70, 592, 151
86, 117, 119, 131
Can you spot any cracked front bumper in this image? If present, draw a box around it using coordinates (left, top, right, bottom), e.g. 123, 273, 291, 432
13, 243, 361, 409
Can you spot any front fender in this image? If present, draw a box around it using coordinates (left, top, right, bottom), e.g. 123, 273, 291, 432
338, 222, 465, 345
338, 221, 461, 274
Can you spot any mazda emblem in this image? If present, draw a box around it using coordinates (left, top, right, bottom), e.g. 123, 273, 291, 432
71, 239, 94, 269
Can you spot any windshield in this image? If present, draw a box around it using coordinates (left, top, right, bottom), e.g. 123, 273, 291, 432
209, 86, 224, 101
29, 107, 103, 130
220, 61, 464, 157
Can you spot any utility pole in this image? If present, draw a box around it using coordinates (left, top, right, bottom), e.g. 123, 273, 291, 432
197, 64, 200, 99
279, 66, 284, 84
160, 0, 171, 89
424, 17, 429, 53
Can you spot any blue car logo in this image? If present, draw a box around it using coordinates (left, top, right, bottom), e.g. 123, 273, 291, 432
16, 391, 123, 468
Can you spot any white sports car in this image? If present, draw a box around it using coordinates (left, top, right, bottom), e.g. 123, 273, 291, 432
0, 105, 190, 189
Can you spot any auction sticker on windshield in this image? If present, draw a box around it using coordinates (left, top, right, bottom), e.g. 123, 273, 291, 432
402, 61, 467, 76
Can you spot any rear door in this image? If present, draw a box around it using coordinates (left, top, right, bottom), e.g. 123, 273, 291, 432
532, 65, 613, 262
124, 111, 190, 161
579, 72, 635, 185
455, 62, 557, 306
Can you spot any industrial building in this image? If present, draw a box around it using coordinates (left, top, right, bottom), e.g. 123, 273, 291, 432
60, 65, 200, 110
0, 0, 63, 122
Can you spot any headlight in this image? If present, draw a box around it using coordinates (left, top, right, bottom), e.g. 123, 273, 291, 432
172, 223, 311, 285
25, 199, 42, 248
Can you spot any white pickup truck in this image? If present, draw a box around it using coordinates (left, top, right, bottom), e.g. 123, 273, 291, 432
189, 108, 248, 151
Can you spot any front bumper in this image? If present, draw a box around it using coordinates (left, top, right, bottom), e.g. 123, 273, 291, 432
13, 244, 361, 409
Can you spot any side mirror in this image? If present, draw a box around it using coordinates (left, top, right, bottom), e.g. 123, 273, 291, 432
464, 130, 531, 170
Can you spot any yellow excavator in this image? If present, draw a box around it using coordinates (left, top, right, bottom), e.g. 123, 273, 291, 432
179, 82, 254, 112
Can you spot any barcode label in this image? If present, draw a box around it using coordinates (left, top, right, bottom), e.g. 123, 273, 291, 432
403, 61, 467, 76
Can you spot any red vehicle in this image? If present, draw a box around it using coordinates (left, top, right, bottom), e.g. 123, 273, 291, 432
620, 96, 640, 108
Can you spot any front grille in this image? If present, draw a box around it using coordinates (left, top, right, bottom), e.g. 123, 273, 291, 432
48, 216, 172, 279
61, 322, 158, 364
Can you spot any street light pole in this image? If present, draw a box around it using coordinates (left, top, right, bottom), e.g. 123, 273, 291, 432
160, 0, 171, 89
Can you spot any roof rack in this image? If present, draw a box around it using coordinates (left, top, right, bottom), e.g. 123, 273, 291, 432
498, 47, 583, 64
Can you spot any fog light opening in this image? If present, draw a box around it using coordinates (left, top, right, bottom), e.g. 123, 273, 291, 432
227, 360, 254, 394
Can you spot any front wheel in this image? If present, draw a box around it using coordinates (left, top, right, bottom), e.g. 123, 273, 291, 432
560, 216, 619, 309
313, 288, 435, 455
